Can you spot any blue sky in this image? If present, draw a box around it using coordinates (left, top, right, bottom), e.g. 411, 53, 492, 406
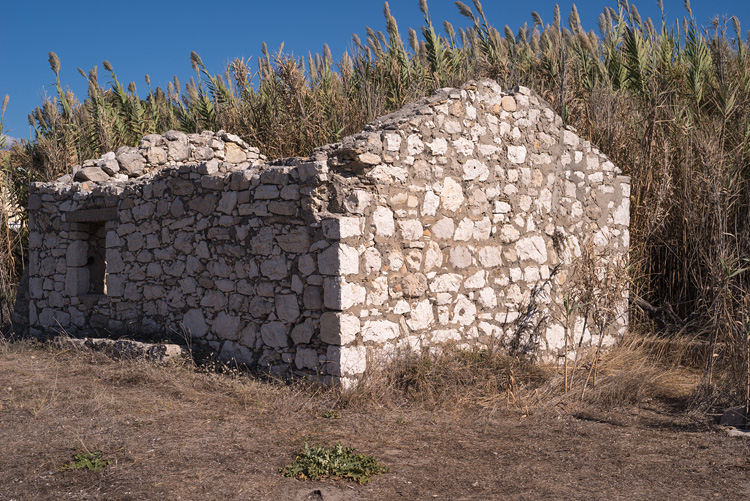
1, 0, 748, 141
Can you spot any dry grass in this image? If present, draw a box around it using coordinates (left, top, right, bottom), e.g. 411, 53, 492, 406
2, 335, 749, 500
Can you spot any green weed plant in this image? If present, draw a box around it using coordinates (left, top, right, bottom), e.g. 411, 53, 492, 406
281, 442, 388, 484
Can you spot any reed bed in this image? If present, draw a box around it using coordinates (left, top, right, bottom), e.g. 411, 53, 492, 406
1, 0, 749, 408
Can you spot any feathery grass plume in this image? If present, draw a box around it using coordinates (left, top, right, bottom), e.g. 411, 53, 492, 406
455, 1, 475, 22
630, 4, 642, 26
409, 27, 419, 54
48, 52, 60, 76
531, 12, 543, 29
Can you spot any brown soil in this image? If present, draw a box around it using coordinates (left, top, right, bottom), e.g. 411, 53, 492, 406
1, 341, 748, 501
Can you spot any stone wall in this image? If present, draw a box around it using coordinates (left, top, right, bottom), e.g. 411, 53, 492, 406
26, 80, 630, 386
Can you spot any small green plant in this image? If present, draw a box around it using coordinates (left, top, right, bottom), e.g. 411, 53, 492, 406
281, 442, 387, 484
321, 410, 340, 419
61, 450, 110, 472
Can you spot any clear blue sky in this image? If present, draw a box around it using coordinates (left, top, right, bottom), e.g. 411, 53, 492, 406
1, 0, 747, 141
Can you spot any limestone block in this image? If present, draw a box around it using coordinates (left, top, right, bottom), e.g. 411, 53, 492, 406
473, 218, 492, 240
145, 146, 167, 164
432, 217, 455, 240
326, 345, 367, 377
422, 191, 440, 216
562, 129, 579, 147
66, 240, 88, 267
449, 245, 472, 268
254, 184, 280, 200
216, 191, 238, 215
303, 286, 323, 310
275, 294, 300, 323
508, 145, 527, 164
499, 225, 521, 243
219, 341, 252, 364
167, 140, 190, 162
182, 309, 209, 338
322, 217, 363, 239
142, 285, 164, 300
399, 220, 424, 241
429, 273, 463, 293
65, 267, 89, 296
367, 276, 389, 306
200, 290, 227, 310
324, 277, 366, 310
213, 312, 242, 341
407, 299, 434, 330
440, 178, 464, 212
453, 294, 477, 326
74, 166, 110, 183
479, 287, 498, 309
343, 190, 373, 215
524, 266, 541, 283
260, 256, 287, 280
97, 152, 119, 175
427, 137, 447, 155
444, 120, 462, 134
249, 296, 273, 318
433, 329, 461, 343
516, 236, 548, 264
225, 142, 247, 163
614, 198, 629, 226
501, 95, 517, 112
424, 241, 443, 271
146, 262, 162, 279
453, 137, 474, 156
106, 275, 124, 296
393, 300, 410, 314
361, 320, 400, 344
478, 246, 503, 268
295, 348, 319, 370
269, 201, 297, 216
260, 322, 289, 348
462, 159, 489, 181
464, 270, 486, 289
318, 244, 359, 276
384, 132, 402, 152
320, 312, 360, 345
407, 134, 424, 155
363, 247, 382, 275
298, 254, 316, 275
291, 320, 315, 345
373, 206, 395, 237
388, 252, 404, 271
277, 229, 311, 254
454, 218, 474, 241
546, 324, 566, 351
116, 150, 146, 176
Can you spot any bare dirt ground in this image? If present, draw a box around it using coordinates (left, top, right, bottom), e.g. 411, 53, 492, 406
1, 341, 748, 501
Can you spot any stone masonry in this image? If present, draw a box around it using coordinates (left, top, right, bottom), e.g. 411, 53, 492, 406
26, 80, 630, 387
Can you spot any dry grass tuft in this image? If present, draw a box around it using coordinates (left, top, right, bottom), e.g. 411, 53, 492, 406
340, 346, 549, 412
527, 334, 702, 416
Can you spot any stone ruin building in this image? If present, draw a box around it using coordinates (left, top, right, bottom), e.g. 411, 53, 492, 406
24, 79, 630, 386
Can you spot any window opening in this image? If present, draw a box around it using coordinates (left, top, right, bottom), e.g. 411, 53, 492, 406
86, 221, 107, 295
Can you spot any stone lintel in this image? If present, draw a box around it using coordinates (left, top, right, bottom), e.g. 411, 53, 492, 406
64, 207, 118, 223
